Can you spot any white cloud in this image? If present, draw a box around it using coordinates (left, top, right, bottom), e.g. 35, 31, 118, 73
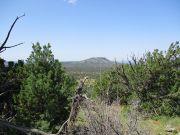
64, 0, 78, 5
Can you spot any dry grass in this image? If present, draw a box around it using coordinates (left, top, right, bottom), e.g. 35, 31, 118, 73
74, 100, 180, 135
73, 99, 149, 135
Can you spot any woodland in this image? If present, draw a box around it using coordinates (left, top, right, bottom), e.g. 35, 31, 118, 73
0, 15, 180, 135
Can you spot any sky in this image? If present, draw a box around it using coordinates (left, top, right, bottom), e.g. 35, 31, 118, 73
0, 0, 180, 61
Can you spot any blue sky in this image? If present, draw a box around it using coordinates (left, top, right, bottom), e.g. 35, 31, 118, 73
0, 0, 180, 61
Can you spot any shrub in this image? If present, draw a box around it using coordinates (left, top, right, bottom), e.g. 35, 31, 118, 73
14, 43, 76, 132
93, 42, 180, 116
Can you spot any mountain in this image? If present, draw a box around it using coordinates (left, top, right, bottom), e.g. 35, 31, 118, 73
80, 57, 113, 64
62, 57, 114, 70
62, 57, 114, 78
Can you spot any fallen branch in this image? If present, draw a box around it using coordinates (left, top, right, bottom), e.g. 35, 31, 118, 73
0, 119, 54, 135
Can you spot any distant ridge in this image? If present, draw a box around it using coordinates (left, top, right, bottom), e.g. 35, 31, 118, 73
80, 57, 113, 64
62, 57, 114, 75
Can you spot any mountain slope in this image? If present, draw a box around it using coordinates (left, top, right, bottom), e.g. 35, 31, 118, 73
80, 57, 113, 64
62, 57, 114, 71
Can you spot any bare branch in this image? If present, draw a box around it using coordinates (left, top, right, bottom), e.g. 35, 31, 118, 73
0, 14, 25, 52
67, 77, 88, 129
56, 119, 68, 135
128, 60, 135, 73
4, 42, 24, 49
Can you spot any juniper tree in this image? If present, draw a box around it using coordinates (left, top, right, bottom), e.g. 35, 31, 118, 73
14, 43, 76, 132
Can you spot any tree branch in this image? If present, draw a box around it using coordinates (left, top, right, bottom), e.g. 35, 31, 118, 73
4, 42, 24, 49
67, 77, 88, 129
0, 119, 54, 135
0, 14, 25, 52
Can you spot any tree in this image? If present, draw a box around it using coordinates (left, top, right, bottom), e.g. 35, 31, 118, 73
94, 42, 180, 116
125, 42, 180, 116
0, 14, 25, 117
14, 43, 76, 132
93, 67, 132, 105
0, 59, 24, 120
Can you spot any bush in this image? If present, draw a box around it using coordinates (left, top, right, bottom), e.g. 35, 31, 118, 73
0, 59, 24, 119
93, 68, 132, 105
93, 42, 180, 116
14, 43, 76, 132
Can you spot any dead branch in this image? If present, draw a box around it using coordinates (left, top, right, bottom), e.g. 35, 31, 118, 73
115, 62, 132, 91
67, 77, 88, 129
128, 60, 135, 73
0, 14, 25, 53
0, 119, 54, 135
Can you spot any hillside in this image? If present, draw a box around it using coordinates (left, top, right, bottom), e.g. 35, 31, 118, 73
80, 57, 113, 64
62, 57, 114, 72
62, 57, 114, 79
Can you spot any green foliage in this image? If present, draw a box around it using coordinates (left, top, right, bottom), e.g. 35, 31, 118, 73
129, 42, 180, 116
94, 42, 180, 116
0, 59, 24, 119
93, 68, 132, 104
14, 42, 76, 132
